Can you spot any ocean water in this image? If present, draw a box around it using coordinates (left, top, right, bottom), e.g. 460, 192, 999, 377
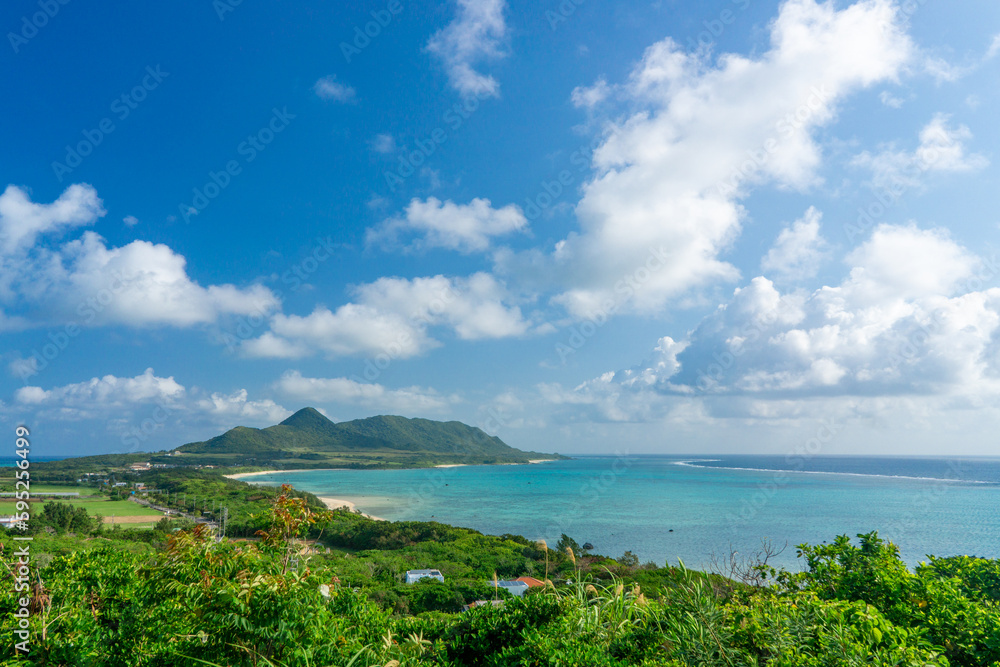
0, 455, 68, 466
244, 455, 1000, 571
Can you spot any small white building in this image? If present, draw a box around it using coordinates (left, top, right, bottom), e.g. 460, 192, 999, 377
490, 580, 530, 597
405, 569, 444, 584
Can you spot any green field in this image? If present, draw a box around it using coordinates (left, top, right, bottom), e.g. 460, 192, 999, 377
27, 485, 99, 496
0, 497, 163, 519
41, 499, 163, 516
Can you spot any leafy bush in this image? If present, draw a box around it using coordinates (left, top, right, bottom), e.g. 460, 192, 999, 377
3, 487, 997, 667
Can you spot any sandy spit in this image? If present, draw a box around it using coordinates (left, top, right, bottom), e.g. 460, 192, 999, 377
223, 468, 346, 480
317, 496, 385, 521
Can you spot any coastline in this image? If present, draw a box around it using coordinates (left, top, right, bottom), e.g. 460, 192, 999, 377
228, 458, 561, 521
225, 469, 388, 521
317, 496, 385, 521
435, 458, 559, 468
228, 458, 561, 476
224, 468, 346, 479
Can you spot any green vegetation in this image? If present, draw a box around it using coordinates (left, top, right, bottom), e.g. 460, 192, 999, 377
24, 409, 564, 479
0, 497, 164, 533
2, 475, 999, 666
174, 409, 562, 468
41, 498, 162, 516
13, 485, 96, 496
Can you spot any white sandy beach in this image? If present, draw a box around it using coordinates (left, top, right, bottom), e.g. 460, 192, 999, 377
227, 460, 556, 520
317, 496, 385, 521
435, 459, 557, 468
223, 470, 386, 520
224, 468, 346, 479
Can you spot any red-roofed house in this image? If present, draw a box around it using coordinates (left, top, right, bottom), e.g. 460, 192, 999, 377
516, 576, 546, 588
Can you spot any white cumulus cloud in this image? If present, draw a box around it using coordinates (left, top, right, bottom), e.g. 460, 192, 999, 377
314, 75, 356, 102
500, 0, 914, 320
0, 183, 104, 254
370, 133, 396, 154
194, 389, 292, 423
852, 114, 988, 192
0, 185, 279, 331
565, 224, 1000, 423
368, 197, 528, 253
276, 371, 456, 413
760, 207, 829, 282
426, 0, 508, 98
244, 273, 531, 359
15, 368, 185, 419
571, 78, 611, 109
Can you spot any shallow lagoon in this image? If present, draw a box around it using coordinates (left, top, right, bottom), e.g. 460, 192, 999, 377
246, 455, 1000, 570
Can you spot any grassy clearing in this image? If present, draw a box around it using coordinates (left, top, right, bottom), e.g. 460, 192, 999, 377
48, 499, 164, 517
26, 485, 98, 495
0, 498, 163, 517
102, 515, 159, 525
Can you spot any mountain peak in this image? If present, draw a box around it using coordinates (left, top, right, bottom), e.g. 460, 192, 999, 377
178, 409, 561, 466
279, 407, 334, 431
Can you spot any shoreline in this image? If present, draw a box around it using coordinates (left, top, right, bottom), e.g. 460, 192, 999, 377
317, 496, 386, 521
227, 458, 562, 477
227, 458, 562, 521
225, 469, 390, 521
435, 458, 560, 468
224, 468, 347, 479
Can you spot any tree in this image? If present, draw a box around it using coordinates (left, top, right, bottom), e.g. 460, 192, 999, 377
556, 534, 581, 558
617, 551, 640, 569
40, 502, 99, 535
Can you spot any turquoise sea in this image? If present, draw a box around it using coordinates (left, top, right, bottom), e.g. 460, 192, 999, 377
244, 455, 1000, 571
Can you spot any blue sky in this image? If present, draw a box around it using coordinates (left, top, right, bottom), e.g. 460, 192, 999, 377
2, 0, 1000, 457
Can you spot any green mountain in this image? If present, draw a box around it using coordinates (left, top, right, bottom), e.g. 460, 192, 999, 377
172, 408, 560, 469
